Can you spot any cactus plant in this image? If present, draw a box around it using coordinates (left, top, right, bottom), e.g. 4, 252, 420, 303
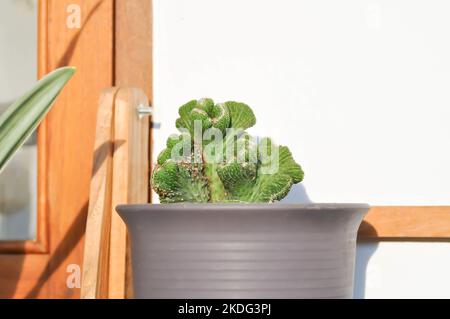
151, 98, 304, 203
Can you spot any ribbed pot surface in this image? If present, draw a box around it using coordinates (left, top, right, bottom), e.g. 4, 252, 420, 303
116, 204, 369, 299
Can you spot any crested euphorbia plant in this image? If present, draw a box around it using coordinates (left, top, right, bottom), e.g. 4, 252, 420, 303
151, 98, 304, 203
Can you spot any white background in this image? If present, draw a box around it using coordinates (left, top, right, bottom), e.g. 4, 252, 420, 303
152, 0, 450, 298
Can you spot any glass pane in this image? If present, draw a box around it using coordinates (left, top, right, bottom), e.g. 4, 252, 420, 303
0, 0, 38, 241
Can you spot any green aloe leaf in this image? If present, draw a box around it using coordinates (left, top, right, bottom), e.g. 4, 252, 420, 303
0, 67, 76, 172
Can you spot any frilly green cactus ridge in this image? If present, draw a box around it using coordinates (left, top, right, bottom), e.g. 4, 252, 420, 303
151, 98, 304, 203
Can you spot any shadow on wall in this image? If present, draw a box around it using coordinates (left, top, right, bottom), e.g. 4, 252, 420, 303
282, 184, 313, 203
354, 223, 379, 299
281, 183, 379, 299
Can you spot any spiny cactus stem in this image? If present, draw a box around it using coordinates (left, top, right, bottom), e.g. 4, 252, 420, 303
199, 144, 225, 202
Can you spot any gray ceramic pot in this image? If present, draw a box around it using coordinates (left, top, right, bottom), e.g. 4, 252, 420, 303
116, 204, 369, 299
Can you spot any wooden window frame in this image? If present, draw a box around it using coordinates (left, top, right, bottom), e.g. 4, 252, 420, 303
0, 0, 50, 254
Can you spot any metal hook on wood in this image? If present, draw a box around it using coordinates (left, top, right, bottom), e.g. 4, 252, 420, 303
136, 104, 153, 118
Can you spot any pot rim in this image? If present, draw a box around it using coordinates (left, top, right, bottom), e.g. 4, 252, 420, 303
116, 203, 370, 213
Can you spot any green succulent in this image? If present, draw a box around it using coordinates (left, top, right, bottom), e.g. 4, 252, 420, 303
151, 98, 304, 203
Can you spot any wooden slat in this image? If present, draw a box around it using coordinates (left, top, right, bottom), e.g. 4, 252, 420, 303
359, 206, 450, 239
115, 0, 153, 205
81, 88, 118, 299
111, 3, 153, 296
115, 0, 153, 100
81, 88, 149, 299
108, 88, 149, 299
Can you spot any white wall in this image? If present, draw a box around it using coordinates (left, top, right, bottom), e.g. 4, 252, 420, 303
153, 0, 450, 298
355, 242, 450, 298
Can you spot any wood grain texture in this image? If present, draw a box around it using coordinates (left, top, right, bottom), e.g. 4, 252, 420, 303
109, 88, 149, 299
0, 0, 114, 298
81, 88, 149, 299
81, 88, 118, 299
114, 1, 153, 298
115, 0, 153, 100
115, 0, 153, 204
359, 206, 450, 239
40, 0, 114, 299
